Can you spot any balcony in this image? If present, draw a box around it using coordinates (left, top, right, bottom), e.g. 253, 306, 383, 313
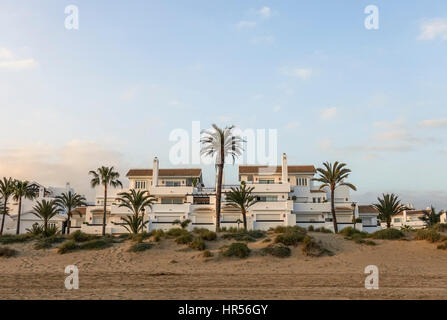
251, 201, 293, 211
244, 182, 291, 193
150, 203, 191, 214
148, 186, 194, 196
293, 202, 331, 212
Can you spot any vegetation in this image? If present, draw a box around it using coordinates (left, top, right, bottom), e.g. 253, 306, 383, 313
275, 232, 306, 246
34, 236, 64, 250
313, 227, 333, 233
370, 228, 404, 240
172, 219, 192, 230
0, 177, 15, 235
0, 233, 33, 244
13, 180, 38, 235
419, 206, 441, 228
272, 226, 307, 234
201, 124, 243, 232
433, 223, 447, 232
222, 242, 250, 258
117, 189, 155, 234
373, 193, 407, 229
89, 166, 123, 236
202, 250, 213, 258
175, 232, 193, 244
26, 223, 44, 236
55, 191, 87, 235
261, 243, 291, 258
224, 182, 256, 231
400, 225, 414, 232
222, 230, 266, 242
189, 237, 206, 251
128, 242, 153, 252
0, 246, 18, 258
69, 230, 98, 242
31, 200, 62, 236
58, 240, 78, 254
414, 229, 441, 243
302, 236, 333, 257
193, 228, 217, 241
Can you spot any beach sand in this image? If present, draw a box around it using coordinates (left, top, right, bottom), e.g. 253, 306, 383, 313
1, 232, 446, 300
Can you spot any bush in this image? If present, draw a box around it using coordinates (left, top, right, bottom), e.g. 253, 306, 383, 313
58, 240, 79, 254
152, 229, 165, 242
26, 223, 43, 236
34, 236, 64, 250
370, 229, 404, 240
414, 229, 441, 243
437, 243, 447, 250
302, 236, 333, 257
262, 238, 271, 243
433, 223, 447, 232
314, 227, 333, 233
193, 228, 217, 241
203, 250, 213, 258
307, 225, 314, 232
0, 234, 33, 244
79, 238, 113, 250
339, 227, 363, 237
43, 225, 59, 237
69, 230, 97, 242
166, 228, 190, 238
130, 232, 152, 243
128, 242, 153, 252
272, 226, 306, 234
189, 237, 206, 251
261, 243, 291, 258
0, 246, 18, 258
222, 230, 265, 242
222, 242, 250, 258
275, 232, 306, 246
175, 233, 193, 244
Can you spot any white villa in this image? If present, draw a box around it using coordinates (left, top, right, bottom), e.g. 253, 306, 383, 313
0, 182, 73, 234
383, 206, 437, 230
78, 154, 382, 234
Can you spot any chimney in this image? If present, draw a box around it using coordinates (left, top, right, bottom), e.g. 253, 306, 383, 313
281, 153, 288, 184
153, 157, 159, 187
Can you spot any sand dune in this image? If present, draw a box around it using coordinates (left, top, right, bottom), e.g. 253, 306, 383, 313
0, 232, 446, 300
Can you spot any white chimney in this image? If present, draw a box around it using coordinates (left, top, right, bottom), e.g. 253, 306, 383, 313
153, 157, 159, 187
281, 153, 288, 184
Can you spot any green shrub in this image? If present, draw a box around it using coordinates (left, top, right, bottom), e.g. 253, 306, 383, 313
189, 237, 206, 251
437, 243, 447, 250
128, 242, 153, 252
262, 238, 272, 243
58, 240, 79, 254
175, 232, 193, 244
152, 229, 165, 242
433, 223, 447, 232
339, 227, 362, 237
0, 246, 18, 258
69, 230, 97, 242
302, 236, 333, 257
193, 228, 217, 241
275, 232, 306, 246
130, 232, 152, 243
34, 236, 65, 250
261, 243, 291, 258
166, 228, 190, 237
307, 225, 314, 232
43, 225, 60, 237
364, 240, 377, 246
222, 242, 250, 258
272, 226, 306, 234
370, 229, 404, 240
79, 238, 113, 250
314, 227, 333, 233
414, 229, 441, 243
203, 250, 213, 258
0, 234, 33, 244
26, 223, 43, 236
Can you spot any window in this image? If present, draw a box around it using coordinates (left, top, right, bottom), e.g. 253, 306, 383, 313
134, 181, 146, 189
257, 196, 278, 202
161, 198, 183, 204
297, 178, 308, 186
394, 218, 401, 223
259, 179, 275, 184
317, 198, 321, 203
313, 198, 316, 203
165, 181, 181, 187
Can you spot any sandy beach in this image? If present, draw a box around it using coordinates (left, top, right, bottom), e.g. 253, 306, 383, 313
1, 232, 446, 300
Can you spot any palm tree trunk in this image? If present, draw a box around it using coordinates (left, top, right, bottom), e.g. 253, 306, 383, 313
242, 208, 247, 231
102, 186, 107, 236
215, 164, 223, 232
331, 188, 338, 233
16, 197, 22, 235
44, 219, 48, 235
67, 210, 71, 235
1, 198, 8, 235
387, 220, 391, 229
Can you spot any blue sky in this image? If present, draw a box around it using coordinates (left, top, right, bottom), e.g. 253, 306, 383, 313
0, 0, 446, 208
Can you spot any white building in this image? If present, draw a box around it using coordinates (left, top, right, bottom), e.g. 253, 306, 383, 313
382, 206, 432, 229
79, 154, 381, 234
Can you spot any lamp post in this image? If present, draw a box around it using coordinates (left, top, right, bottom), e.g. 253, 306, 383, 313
351, 202, 356, 230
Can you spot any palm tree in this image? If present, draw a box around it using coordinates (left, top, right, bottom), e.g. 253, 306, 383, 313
89, 166, 123, 236
0, 177, 15, 235
373, 193, 407, 229
201, 124, 243, 232
419, 206, 441, 228
313, 162, 357, 233
55, 191, 87, 235
31, 200, 62, 235
225, 182, 256, 231
13, 180, 39, 235
117, 189, 156, 234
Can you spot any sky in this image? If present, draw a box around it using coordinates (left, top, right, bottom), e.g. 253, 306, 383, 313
0, 0, 446, 208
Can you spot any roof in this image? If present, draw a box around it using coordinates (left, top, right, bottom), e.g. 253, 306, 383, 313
239, 165, 316, 175
126, 168, 202, 178
310, 189, 326, 193
405, 209, 430, 215
358, 205, 379, 214
335, 206, 354, 211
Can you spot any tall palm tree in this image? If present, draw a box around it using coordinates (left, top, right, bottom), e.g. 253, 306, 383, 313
419, 206, 440, 228
13, 180, 39, 235
313, 162, 357, 233
0, 177, 15, 235
201, 124, 243, 232
55, 191, 87, 235
225, 182, 257, 231
373, 193, 407, 229
31, 200, 62, 235
117, 189, 156, 234
89, 166, 123, 236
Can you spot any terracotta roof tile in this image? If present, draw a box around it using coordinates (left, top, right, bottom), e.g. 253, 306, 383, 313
239, 165, 316, 175
126, 168, 202, 177
358, 205, 379, 214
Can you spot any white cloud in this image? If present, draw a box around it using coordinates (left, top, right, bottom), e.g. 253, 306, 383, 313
418, 18, 447, 40
251, 35, 275, 45
320, 107, 337, 120
280, 67, 313, 80
373, 117, 405, 129
0, 48, 14, 59
419, 118, 447, 128
236, 21, 257, 29
257, 6, 271, 18
273, 105, 281, 112
0, 48, 38, 70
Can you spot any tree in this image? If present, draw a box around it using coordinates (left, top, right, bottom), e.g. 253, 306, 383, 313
55, 191, 87, 235
31, 200, 62, 236
201, 124, 243, 232
0, 177, 15, 235
312, 162, 357, 233
225, 182, 257, 231
373, 193, 407, 229
13, 180, 39, 235
117, 189, 156, 234
419, 206, 441, 228
89, 166, 123, 236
